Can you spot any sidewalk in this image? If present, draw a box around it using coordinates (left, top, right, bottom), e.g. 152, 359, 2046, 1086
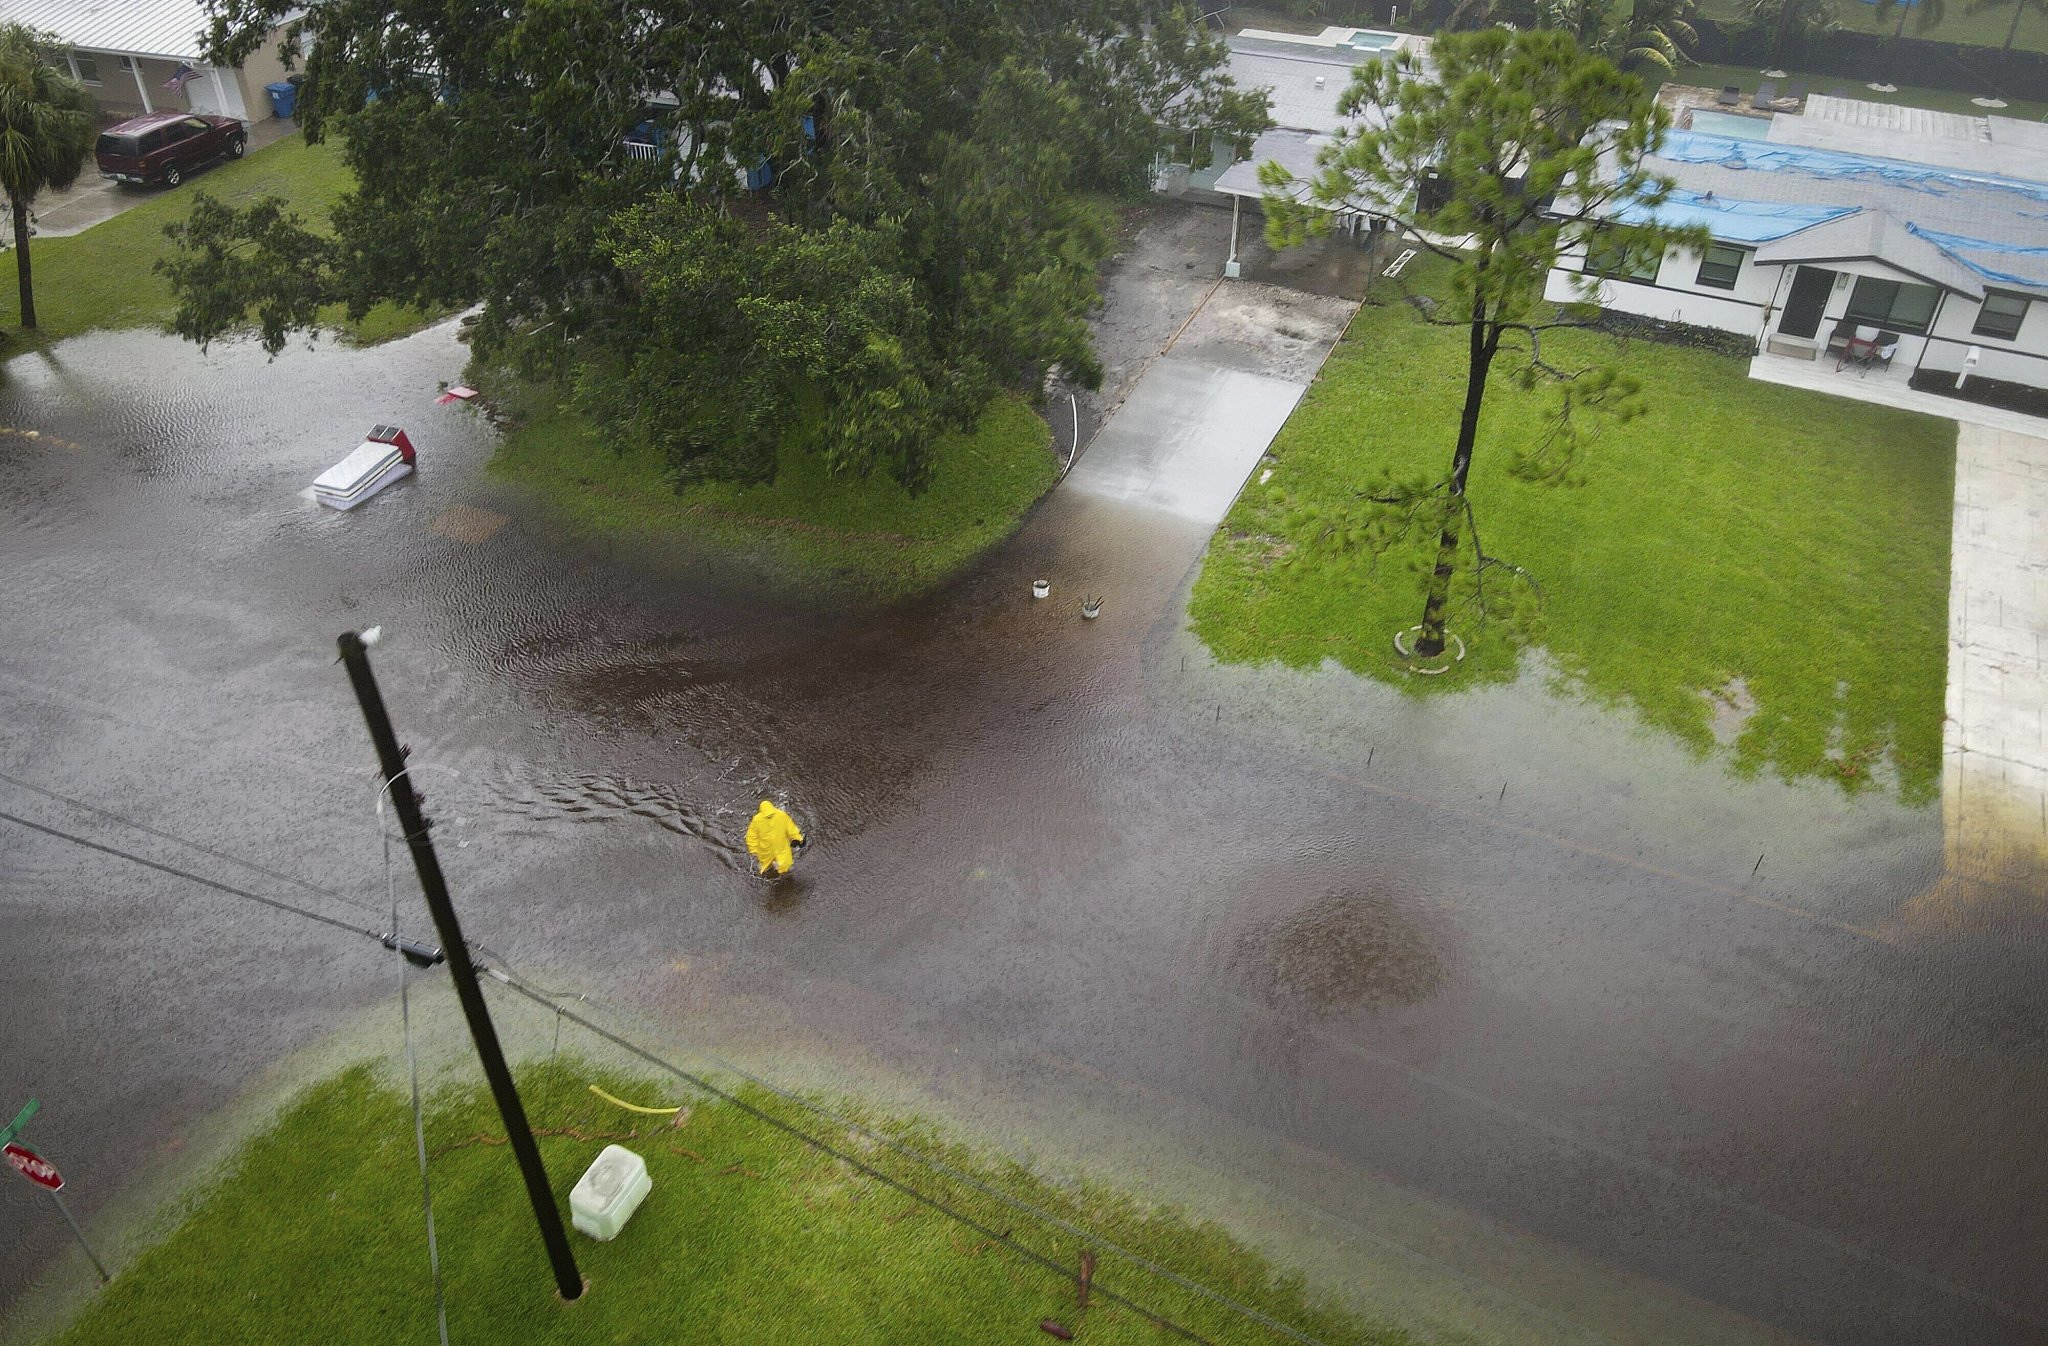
1746, 352, 2048, 890
1942, 424, 2048, 887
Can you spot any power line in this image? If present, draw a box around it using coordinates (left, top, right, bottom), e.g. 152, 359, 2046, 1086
485, 970, 1232, 1346
480, 958, 1337, 1346
387, 836, 452, 1346
4, 798, 1329, 1343
0, 808, 388, 944
0, 780, 1325, 1343
0, 768, 386, 916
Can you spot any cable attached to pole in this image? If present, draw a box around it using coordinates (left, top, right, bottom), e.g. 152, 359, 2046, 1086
480, 958, 1333, 1346
484, 972, 1224, 1346
389, 832, 452, 1346
337, 629, 584, 1303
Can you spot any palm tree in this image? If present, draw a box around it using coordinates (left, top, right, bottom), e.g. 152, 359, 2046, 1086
1603, 0, 1701, 71
0, 24, 94, 331
1535, 0, 1699, 72
1965, 0, 2047, 55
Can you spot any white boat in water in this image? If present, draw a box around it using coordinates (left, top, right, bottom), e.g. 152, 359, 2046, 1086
313, 425, 416, 510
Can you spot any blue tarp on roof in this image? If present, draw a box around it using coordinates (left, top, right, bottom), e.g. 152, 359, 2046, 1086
1908, 224, 2048, 287
1656, 130, 2048, 207
1612, 188, 1855, 242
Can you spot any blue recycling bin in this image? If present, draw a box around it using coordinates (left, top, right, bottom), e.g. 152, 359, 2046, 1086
265, 81, 297, 119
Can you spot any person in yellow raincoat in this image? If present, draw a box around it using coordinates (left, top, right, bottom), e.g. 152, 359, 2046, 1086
744, 800, 805, 877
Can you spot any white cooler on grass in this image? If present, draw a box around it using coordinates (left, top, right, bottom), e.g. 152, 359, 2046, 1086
571, 1144, 651, 1241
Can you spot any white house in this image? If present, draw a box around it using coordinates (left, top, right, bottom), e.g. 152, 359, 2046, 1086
0, 0, 298, 124
1548, 96, 2048, 394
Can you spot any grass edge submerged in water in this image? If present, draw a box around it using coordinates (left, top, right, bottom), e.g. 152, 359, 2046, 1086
482, 376, 1060, 601
1187, 256, 1955, 803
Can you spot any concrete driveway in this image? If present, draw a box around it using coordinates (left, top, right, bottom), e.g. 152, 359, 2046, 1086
7, 116, 298, 242
1066, 280, 1355, 525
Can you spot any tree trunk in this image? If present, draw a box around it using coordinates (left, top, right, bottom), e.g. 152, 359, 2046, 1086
2005, 0, 2025, 55
1413, 309, 1495, 658
1773, 0, 1800, 60
13, 196, 34, 330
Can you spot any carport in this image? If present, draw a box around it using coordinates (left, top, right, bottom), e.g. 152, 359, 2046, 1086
1212, 128, 1392, 281
0, 0, 295, 123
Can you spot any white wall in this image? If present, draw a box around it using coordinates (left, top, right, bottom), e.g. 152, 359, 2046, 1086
1914, 289, 2048, 387
1549, 245, 2048, 390
1546, 242, 1779, 345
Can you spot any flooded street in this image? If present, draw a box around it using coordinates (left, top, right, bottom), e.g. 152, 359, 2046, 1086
2, 233, 2045, 1346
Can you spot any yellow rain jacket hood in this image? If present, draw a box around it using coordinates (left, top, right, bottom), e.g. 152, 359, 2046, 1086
745, 801, 804, 875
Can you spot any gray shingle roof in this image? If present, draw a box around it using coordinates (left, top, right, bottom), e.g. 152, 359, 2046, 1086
1643, 128, 2048, 296
1751, 210, 1984, 297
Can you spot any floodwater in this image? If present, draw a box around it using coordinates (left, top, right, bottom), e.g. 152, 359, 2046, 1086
1, 248, 2045, 1346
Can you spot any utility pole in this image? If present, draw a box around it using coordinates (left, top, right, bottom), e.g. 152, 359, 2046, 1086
336, 630, 585, 1302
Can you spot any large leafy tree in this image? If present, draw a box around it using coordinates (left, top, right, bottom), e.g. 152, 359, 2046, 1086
0, 24, 94, 331
1260, 28, 1701, 664
585, 201, 936, 486
175, 0, 1263, 491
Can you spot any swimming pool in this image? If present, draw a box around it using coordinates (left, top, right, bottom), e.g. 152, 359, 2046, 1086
1345, 29, 1403, 50
1689, 109, 1773, 139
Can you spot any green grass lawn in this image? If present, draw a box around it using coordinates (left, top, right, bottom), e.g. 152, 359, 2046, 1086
1693, 0, 2048, 56
1188, 260, 1955, 802
488, 384, 1060, 598
1668, 59, 2048, 119
0, 134, 437, 352
42, 1061, 1396, 1346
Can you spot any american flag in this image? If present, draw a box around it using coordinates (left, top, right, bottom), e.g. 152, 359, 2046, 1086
164, 63, 197, 91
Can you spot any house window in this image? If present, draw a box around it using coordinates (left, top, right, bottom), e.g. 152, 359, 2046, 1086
1585, 231, 1662, 284
69, 53, 101, 85
1973, 292, 2029, 342
1844, 276, 1939, 333
116, 55, 136, 73
1695, 243, 1745, 291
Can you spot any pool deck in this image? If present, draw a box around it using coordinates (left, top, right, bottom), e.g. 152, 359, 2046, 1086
1233, 24, 1427, 57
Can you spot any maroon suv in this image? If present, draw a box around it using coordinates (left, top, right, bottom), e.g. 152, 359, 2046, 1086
96, 113, 247, 188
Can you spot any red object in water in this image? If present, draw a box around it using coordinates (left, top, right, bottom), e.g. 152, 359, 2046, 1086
367, 424, 416, 464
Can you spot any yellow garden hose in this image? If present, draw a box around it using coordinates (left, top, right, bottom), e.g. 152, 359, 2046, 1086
587, 1084, 682, 1115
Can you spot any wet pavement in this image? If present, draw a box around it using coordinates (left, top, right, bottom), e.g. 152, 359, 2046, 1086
14, 118, 301, 242
2, 207, 2047, 1346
